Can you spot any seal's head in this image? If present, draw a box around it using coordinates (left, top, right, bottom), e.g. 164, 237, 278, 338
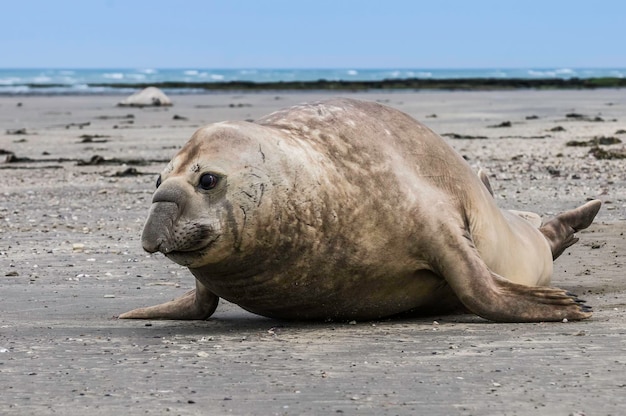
141, 122, 273, 268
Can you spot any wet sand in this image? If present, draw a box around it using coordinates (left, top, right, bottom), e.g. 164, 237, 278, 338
1, 90, 625, 415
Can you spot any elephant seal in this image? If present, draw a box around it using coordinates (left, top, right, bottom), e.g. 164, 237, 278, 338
119, 98, 601, 323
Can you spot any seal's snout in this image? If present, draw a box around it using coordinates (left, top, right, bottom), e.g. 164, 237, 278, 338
142, 239, 161, 254
142, 201, 179, 253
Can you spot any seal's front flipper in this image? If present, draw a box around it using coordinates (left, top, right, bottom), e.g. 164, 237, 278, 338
478, 169, 494, 197
118, 279, 219, 320
461, 272, 592, 322
478, 169, 544, 228
540, 200, 602, 260
437, 229, 592, 322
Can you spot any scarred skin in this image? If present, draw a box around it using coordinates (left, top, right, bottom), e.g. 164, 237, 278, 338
119, 98, 601, 323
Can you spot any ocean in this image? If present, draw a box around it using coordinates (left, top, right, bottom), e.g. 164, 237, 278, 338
1, 67, 625, 95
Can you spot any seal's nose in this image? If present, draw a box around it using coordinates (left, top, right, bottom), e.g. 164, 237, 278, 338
141, 201, 179, 253
152, 178, 188, 205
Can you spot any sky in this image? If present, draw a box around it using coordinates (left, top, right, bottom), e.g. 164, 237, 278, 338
2, 0, 626, 69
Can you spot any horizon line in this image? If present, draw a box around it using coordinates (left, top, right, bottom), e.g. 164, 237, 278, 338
2, 66, 626, 70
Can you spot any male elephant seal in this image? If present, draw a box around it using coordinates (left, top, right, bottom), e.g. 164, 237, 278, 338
120, 98, 601, 323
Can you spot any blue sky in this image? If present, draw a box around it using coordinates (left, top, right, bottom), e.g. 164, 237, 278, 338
2, 0, 625, 68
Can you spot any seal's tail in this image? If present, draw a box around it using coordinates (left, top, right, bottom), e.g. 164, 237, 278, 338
539, 200, 602, 260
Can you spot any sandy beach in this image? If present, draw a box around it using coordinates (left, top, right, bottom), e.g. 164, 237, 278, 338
1, 90, 625, 414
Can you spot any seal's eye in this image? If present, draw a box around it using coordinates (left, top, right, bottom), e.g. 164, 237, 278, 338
199, 173, 219, 190
156, 175, 162, 189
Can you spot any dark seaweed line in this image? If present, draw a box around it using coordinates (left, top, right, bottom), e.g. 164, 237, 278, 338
18, 77, 626, 91
3, 153, 169, 166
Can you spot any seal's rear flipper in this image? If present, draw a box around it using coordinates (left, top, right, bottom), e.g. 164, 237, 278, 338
118, 279, 219, 320
540, 200, 602, 260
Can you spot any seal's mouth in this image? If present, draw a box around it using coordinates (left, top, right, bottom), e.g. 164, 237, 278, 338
162, 234, 221, 256
143, 217, 219, 255
158, 234, 221, 267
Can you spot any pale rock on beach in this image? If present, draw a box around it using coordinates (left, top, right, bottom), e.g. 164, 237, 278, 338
117, 86, 172, 107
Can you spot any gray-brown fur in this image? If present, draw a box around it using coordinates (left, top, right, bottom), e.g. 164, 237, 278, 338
120, 98, 600, 323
